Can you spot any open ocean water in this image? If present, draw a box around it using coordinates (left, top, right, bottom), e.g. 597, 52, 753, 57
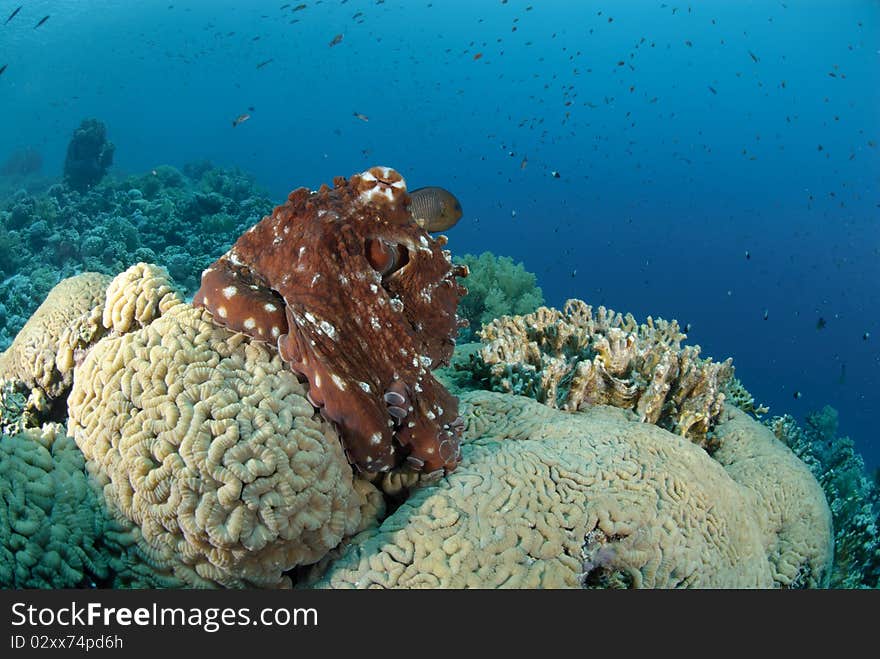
0, 0, 878, 589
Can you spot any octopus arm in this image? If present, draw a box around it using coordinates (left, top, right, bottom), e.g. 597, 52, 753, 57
193, 257, 288, 342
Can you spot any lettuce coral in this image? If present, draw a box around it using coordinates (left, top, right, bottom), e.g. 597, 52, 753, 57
454, 251, 543, 342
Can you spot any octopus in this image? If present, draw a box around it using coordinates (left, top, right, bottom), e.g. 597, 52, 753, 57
194, 167, 469, 476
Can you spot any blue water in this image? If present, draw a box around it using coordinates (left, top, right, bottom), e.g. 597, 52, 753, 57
1, 1, 878, 467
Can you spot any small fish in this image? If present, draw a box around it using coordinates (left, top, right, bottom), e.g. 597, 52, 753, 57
863, 332, 870, 341
748, 50, 759, 63
232, 113, 251, 127
708, 85, 717, 95
5, 5, 22, 24
838, 362, 846, 385
793, 391, 802, 400
683, 323, 692, 334
520, 155, 528, 170
293, 3, 307, 10
816, 317, 826, 330
256, 58, 274, 69
353, 111, 369, 122
473, 52, 483, 60
328, 33, 343, 47
34, 15, 50, 29
763, 309, 769, 320
745, 250, 750, 259
550, 170, 560, 178
0, 64, 6, 77
408, 186, 463, 232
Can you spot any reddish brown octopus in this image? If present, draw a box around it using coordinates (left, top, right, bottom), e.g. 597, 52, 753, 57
194, 166, 469, 475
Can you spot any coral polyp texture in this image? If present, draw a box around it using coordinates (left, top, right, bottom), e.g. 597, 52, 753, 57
767, 408, 880, 588
194, 166, 469, 476
305, 391, 832, 588
0, 261, 836, 588
67, 299, 378, 588
101, 261, 183, 333
466, 299, 734, 449
0, 423, 177, 589
0, 271, 110, 403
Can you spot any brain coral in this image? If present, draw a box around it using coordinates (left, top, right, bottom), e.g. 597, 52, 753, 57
467, 299, 733, 449
67, 301, 380, 588
0, 272, 110, 401
1, 423, 113, 588
306, 390, 831, 589
101, 261, 183, 333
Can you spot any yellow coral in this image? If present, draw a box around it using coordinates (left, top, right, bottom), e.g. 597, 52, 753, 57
470, 299, 734, 448
712, 405, 833, 587
307, 391, 831, 589
0, 272, 110, 399
68, 303, 378, 588
102, 262, 183, 333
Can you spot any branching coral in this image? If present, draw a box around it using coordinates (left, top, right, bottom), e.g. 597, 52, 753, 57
723, 376, 769, 418
304, 390, 831, 589
453, 251, 544, 342
464, 299, 734, 449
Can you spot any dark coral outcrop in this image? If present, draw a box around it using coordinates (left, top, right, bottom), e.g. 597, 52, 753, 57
63, 119, 115, 192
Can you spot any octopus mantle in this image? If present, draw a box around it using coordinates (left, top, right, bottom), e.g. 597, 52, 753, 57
194, 167, 468, 475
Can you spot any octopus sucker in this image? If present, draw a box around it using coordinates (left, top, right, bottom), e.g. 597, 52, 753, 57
383, 390, 406, 406
195, 166, 467, 474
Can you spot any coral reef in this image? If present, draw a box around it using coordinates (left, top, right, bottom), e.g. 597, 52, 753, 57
465, 299, 734, 449
62, 119, 115, 192
195, 166, 469, 475
0, 162, 274, 351
768, 407, 880, 588
0, 263, 838, 589
304, 391, 831, 588
453, 251, 544, 342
